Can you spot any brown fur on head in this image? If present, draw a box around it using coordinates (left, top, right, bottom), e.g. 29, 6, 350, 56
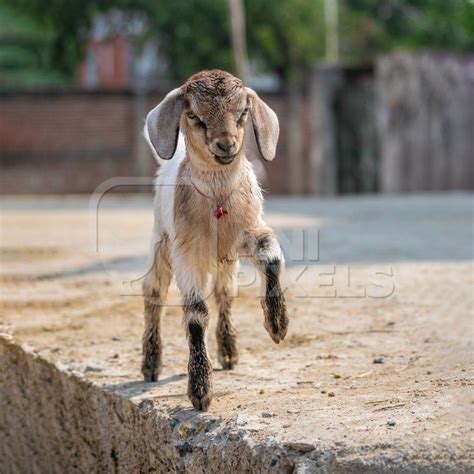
145, 69, 279, 164
182, 70, 248, 167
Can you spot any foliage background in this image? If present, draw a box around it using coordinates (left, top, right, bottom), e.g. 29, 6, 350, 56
0, 0, 473, 87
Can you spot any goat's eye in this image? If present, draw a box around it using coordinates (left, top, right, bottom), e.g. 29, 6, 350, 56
237, 107, 249, 126
187, 112, 207, 130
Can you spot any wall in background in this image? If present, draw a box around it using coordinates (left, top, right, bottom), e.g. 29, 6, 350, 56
307, 52, 474, 195
0, 90, 296, 194
376, 53, 474, 192
1, 52, 473, 195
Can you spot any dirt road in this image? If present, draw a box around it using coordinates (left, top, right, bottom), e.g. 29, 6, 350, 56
1, 193, 473, 472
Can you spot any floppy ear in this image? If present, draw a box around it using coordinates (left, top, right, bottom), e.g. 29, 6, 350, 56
145, 87, 184, 160
246, 87, 279, 161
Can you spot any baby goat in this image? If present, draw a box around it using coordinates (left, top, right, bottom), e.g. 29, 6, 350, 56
142, 70, 288, 410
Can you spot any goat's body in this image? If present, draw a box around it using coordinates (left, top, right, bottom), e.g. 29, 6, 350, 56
152, 132, 278, 278
141, 70, 288, 411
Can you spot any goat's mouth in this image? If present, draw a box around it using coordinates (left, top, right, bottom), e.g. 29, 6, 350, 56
213, 154, 236, 165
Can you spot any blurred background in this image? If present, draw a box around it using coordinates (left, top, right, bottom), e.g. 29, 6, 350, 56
0, 0, 473, 195
1, 4, 474, 467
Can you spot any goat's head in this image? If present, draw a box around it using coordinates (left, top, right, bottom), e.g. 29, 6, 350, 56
145, 70, 279, 166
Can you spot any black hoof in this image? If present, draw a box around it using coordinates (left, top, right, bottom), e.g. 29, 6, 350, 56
189, 391, 213, 411
142, 365, 161, 382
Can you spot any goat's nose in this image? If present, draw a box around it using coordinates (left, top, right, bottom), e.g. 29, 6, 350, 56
216, 141, 234, 154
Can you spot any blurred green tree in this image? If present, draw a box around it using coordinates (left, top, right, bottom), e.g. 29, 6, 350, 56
1, 0, 473, 86
122, 0, 233, 81
1, 0, 233, 83
1, 0, 113, 79
0, 3, 68, 85
342, 0, 474, 63
245, 0, 326, 85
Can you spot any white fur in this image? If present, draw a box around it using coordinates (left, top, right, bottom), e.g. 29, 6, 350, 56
152, 133, 186, 242
141, 76, 288, 412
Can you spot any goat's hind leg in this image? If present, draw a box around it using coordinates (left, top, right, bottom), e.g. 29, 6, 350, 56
214, 260, 239, 370
142, 232, 172, 382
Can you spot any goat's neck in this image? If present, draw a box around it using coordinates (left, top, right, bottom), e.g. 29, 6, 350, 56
186, 150, 245, 198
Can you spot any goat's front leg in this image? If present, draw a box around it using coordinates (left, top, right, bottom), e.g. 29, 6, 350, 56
244, 227, 289, 344
175, 264, 213, 411
214, 260, 238, 370
142, 232, 172, 382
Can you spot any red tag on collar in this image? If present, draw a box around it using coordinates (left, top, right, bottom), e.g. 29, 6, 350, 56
214, 206, 229, 220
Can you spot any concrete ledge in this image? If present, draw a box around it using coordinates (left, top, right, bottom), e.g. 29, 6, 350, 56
1, 334, 472, 473
1, 334, 299, 473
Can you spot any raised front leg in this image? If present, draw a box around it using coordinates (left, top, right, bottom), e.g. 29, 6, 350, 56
214, 260, 238, 370
142, 232, 172, 382
175, 262, 213, 411
244, 228, 289, 344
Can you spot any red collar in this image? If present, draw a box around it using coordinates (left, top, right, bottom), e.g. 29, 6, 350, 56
191, 180, 234, 220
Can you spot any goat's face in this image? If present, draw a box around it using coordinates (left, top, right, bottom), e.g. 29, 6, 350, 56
146, 69, 279, 164
182, 71, 248, 166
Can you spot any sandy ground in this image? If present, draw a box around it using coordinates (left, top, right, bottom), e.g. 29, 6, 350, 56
1, 193, 473, 469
